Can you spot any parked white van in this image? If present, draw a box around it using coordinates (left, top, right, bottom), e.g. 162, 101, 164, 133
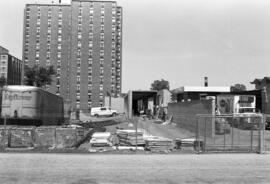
90, 107, 117, 117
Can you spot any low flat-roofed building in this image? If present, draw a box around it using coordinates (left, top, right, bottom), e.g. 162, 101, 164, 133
172, 86, 230, 102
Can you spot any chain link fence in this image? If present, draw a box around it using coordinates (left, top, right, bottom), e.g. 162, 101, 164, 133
195, 114, 265, 153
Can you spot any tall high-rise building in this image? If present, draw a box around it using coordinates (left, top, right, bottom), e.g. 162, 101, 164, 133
22, 0, 122, 112
0, 46, 22, 85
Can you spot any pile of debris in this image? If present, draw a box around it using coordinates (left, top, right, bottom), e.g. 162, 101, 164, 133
178, 138, 204, 151
90, 132, 114, 147
116, 129, 145, 146
145, 136, 174, 152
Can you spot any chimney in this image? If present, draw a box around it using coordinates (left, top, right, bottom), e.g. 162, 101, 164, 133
59, 0, 61, 3
204, 77, 208, 87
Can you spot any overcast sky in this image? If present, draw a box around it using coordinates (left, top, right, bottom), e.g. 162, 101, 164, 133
0, 0, 270, 92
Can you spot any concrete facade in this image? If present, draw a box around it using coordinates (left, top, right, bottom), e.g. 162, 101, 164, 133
172, 86, 230, 102
157, 89, 172, 108
168, 100, 215, 137
0, 46, 22, 85
22, 0, 122, 113
104, 96, 124, 113
124, 90, 157, 118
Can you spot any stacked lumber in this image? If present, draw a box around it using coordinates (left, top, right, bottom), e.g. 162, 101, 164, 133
90, 132, 113, 147
116, 129, 145, 146
145, 136, 174, 151
180, 138, 204, 151
180, 138, 196, 147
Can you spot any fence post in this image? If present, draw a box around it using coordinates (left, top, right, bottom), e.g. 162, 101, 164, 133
250, 129, 253, 152
204, 117, 206, 152
196, 116, 200, 153
259, 115, 265, 154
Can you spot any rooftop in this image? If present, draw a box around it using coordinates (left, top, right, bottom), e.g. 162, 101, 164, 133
172, 86, 230, 94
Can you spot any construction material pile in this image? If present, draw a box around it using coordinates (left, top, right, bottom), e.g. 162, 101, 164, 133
145, 136, 174, 151
116, 129, 145, 146
90, 132, 113, 147
177, 138, 204, 151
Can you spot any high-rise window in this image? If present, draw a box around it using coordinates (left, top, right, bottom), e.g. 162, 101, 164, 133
99, 85, 103, 91
89, 50, 93, 57
89, 41, 93, 48
57, 68, 61, 75
78, 41, 82, 48
100, 42, 104, 48
100, 50, 104, 57
100, 33, 104, 41
89, 32, 93, 40
88, 67, 92, 74
89, 25, 93, 32
90, 8, 93, 15
101, 17, 104, 23
78, 32, 82, 39
100, 59, 104, 65
88, 59, 92, 65
88, 76, 92, 82
78, 16, 82, 24
100, 68, 104, 75
78, 25, 82, 31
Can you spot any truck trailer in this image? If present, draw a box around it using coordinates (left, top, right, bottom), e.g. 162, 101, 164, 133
1, 85, 63, 126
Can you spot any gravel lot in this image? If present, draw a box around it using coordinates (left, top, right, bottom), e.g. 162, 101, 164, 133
0, 153, 270, 184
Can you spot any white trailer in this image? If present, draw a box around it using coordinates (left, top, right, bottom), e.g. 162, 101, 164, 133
216, 95, 256, 115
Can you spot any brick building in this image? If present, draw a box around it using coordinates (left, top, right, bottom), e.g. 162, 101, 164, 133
22, 0, 122, 112
0, 46, 22, 85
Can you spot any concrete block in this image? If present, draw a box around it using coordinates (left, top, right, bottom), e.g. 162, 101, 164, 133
55, 127, 83, 149
34, 126, 57, 148
10, 127, 35, 147
0, 126, 10, 147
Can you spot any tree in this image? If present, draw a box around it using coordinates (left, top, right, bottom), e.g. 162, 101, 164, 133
230, 83, 246, 92
150, 79, 170, 91
24, 65, 56, 88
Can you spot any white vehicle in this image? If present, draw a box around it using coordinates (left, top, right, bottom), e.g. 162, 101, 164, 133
90, 107, 117, 117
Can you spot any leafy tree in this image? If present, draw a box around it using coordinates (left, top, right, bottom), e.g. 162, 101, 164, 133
150, 79, 170, 91
0, 76, 7, 88
24, 65, 56, 88
230, 83, 246, 92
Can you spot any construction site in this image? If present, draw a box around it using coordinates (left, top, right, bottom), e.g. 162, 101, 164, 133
1, 79, 270, 154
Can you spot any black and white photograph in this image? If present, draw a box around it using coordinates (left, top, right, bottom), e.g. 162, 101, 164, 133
0, 0, 270, 183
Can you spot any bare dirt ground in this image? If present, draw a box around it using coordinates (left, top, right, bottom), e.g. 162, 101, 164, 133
0, 153, 270, 184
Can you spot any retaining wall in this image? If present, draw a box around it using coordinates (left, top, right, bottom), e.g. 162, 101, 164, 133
0, 126, 84, 148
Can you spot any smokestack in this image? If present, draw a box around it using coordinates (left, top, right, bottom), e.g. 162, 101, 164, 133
59, 0, 61, 3
204, 77, 208, 87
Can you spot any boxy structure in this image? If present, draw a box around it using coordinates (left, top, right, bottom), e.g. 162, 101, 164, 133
104, 96, 125, 114
1, 86, 63, 126
251, 77, 270, 114
172, 86, 230, 102
124, 90, 157, 118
